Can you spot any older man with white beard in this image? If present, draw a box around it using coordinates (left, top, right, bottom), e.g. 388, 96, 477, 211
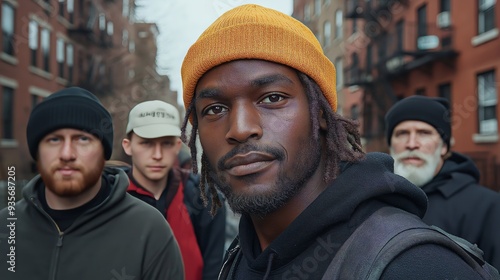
385, 95, 500, 270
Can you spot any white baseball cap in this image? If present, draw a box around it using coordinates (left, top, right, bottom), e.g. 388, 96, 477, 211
126, 100, 181, 138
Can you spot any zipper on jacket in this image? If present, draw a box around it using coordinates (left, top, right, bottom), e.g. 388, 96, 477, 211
218, 244, 241, 280
31, 197, 64, 280
49, 233, 64, 280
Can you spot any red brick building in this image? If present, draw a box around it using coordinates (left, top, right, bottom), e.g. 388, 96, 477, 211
293, 0, 347, 113
343, 0, 500, 190
0, 0, 177, 200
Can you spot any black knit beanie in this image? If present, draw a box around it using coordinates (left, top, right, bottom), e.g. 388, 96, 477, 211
385, 95, 451, 149
27, 87, 113, 160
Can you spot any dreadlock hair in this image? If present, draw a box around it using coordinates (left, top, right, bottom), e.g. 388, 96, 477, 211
181, 71, 365, 216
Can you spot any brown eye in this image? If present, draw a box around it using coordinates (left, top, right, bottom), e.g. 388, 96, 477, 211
261, 94, 284, 104
204, 105, 227, 115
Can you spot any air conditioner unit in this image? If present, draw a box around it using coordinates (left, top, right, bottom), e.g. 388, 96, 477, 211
437, 12, 451, 29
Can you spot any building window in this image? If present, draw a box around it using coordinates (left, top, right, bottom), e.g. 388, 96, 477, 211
122, 29, 129, 47
123, 0, 130, 17
351, 105, 359, 120
129, 40, 135, 53
440, 0, 451, 12
32, 94, 39, 109
67, 0, 74, 23
396, 20, 404, 52
67, 44, 74, 83
59, 0, 65, 17
1, 2, 15, 56
335, 57, 343, 89
41, 28, 50, 72
1, 87, 14, 140
29, 21, 38, 67
415, 88, 426, 95
335, 10, 343, 39
107, 22, 114, 36
364, 102, 373, 135
99, 14, 106, 31
315, 0, 321, 15
477, 70, 497, 134
57, 38, 65, 78
438, 83, 452, 103
417, 5, 427, 40
352, 17, 357, 34
479, 0, 496, 34
366, 44, 372, 72
377, 36, 387, 62
323, 21, 331, 47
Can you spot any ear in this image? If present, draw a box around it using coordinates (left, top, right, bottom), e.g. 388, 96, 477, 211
319, 109, 327, 131
440, 142, 448, 157
122, 138, 132, 156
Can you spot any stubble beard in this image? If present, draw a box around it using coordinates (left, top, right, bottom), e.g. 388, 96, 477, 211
208, 138, 322, 217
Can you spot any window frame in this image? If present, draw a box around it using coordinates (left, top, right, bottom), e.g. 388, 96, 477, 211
478, 0, 496, 34
1, 2, 16, 56
477, 70, 498, 134
335, 9, 343, 39
1, 86, 15, 140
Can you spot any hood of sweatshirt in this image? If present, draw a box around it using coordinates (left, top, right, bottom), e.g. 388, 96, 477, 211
237, 152, 428, 273
422, 152, 480, 196
22, 167, 130, 231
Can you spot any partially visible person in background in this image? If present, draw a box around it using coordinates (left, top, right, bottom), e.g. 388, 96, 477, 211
178, 143, 240, 251
122, 100, 226, 280
386, 95, 500, 270
0, 87, 184, 280
178, 143, 193, 170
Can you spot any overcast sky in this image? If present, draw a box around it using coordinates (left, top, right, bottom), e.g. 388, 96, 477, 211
136, 1, 293, 106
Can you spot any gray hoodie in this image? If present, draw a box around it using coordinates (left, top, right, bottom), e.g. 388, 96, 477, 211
0, 167, 184, 280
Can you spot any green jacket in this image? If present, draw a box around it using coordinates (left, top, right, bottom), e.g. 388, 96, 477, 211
0, 167, 184, 280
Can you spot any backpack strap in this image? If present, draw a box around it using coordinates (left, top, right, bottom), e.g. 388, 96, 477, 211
321, 206, 498, 280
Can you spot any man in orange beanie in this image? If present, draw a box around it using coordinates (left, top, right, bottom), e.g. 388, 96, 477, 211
180, 4, 488, 280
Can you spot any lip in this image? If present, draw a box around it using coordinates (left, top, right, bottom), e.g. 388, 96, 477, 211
148, 166, 166, 171
57, 168, 78, 176
224, 152, 276, 177
401, 157, 424, 165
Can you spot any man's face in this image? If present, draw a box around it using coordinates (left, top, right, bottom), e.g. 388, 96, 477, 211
37, 128, 105, 197
194, 60, 322, 216
390, 120, 447, 187
122, 134, 181, 184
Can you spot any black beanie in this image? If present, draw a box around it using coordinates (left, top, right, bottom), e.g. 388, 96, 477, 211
385, 95, 451, 149
27, 87, 113, 160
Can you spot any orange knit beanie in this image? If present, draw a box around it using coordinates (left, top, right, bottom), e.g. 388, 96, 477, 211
181, 4, 337, 114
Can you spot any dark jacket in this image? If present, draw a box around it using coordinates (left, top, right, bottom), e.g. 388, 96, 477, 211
0, 167, 184, 280
127, 167, 226, 280
221, 152, 483, 279
422, 151, 500, 270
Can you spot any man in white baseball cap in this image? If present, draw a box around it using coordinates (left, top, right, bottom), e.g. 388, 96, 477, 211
122, 100, 226, 280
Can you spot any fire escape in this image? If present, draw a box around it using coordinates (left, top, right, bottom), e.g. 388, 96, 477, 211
344, 0, 458, 143
68, 0, 117, 96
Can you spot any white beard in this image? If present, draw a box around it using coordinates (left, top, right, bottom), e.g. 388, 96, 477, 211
391, 143, 443, 187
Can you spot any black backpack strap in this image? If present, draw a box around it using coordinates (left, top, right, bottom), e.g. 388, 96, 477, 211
322, 206, 499, 280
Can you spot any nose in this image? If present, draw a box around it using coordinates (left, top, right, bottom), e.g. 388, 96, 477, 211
152, 143, 163, 160
59, 139, 76, 162
405, 132, 420, 151
225, 102, 262, 144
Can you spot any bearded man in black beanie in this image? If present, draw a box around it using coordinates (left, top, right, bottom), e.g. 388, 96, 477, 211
0, 87, 184, 280
386, 95, 500, 270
